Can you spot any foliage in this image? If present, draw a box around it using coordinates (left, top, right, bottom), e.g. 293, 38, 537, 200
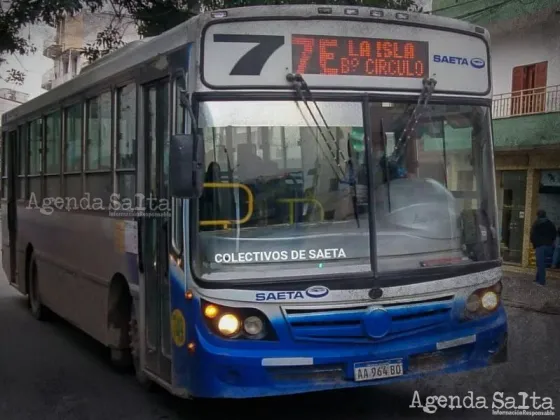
1, 0, 421, 85
85, 0, 420, 61
0, 0, 104, 84
205, 0, 419, 8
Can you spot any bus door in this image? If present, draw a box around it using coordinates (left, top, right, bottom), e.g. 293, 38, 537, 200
6, 130, 18, 285
141, 78, 172, 383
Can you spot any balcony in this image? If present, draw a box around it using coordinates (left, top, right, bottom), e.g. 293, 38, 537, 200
41, 68, 55, 90
43, 36, 63, 59
492, 85, 560, 150
493, 85, 560, 119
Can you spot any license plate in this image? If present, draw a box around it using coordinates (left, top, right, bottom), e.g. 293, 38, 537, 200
353, 359, 404, 382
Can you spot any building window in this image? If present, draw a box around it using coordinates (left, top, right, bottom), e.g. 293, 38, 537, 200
86, 92, 111, 170
45, 111, 62, 174
511, 61, 547, 115
65, 103, 82, 172
71, 54, 78, 76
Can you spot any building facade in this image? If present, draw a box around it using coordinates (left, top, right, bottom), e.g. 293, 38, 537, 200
0, 89, 28, 186
433, 0, 560, 268
41, 6, 139, 91
0, 89, 29, 120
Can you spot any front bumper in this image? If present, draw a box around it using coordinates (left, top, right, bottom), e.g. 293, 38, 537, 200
185, 306, 508, 398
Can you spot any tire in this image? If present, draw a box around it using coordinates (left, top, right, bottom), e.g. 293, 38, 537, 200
27, 254, 49, 321
129, 300, 154, 390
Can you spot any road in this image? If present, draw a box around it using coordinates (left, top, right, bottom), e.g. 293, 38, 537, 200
1, 269, 559, 419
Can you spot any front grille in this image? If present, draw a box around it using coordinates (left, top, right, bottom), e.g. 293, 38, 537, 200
283, 295, 454, 344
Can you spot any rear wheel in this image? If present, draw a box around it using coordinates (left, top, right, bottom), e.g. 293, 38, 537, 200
27, 254, 49, 321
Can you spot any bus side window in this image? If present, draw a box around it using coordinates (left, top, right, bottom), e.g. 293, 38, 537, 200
116, 84, 137, 201
1, 131, 7, 199
63, 103, 83, 201
86, 92, 112, 206
18, 124, 27, 200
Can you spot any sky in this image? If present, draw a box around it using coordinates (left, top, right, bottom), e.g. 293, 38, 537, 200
0, 0, 432, 100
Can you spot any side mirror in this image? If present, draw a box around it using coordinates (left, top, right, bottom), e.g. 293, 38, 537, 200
169, 133, 205, 198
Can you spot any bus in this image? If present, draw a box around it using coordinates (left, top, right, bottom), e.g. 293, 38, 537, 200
1, 5, 507, 399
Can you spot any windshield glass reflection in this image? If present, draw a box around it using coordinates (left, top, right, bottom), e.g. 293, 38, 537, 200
368, 102, 499, 272
195, 101, 370, 281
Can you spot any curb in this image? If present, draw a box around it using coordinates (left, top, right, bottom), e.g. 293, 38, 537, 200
503, 299, 560, 315
503, 266, 560, 282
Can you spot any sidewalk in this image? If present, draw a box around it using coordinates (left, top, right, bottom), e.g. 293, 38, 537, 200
502, 268, 560, 314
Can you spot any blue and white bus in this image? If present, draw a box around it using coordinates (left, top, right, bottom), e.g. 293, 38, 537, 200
1, 5, 507, 399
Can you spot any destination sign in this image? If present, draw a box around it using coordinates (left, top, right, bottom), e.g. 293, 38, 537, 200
201, 20, 490, 95
292, 35, 429, 78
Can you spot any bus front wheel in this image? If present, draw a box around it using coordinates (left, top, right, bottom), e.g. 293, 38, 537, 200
27, 254, 49, 321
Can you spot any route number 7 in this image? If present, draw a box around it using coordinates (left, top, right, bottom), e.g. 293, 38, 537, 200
213, 34, 285, 76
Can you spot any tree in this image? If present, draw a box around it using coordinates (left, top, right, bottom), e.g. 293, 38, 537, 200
83, 0, 420, 61
1, 0, 421, 85
0, 0, 105, 84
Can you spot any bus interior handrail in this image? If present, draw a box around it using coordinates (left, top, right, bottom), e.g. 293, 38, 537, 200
199, 182, 254, 228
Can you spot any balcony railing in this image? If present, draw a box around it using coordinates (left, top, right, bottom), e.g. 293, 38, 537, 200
492, 85, 560, 119
52, 72, 76, 89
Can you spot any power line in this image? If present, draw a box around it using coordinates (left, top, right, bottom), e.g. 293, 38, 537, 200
430, 0, 485, 14
455, 0, 514, 21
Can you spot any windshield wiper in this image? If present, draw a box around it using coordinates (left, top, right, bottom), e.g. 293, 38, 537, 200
286, 72, 359, 227
381, 78, 436, 213
286, 73, 347, 180
391, 78, 437, 163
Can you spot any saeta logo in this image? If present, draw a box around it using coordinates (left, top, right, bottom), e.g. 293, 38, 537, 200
305, 286, 330, 298
470, 57, 485, 69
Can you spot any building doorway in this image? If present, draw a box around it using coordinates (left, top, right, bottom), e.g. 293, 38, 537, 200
497, 170, 527, 264
537, 170, 560, 268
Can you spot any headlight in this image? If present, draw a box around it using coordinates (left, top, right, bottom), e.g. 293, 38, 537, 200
244, 316, 264, 336
466, 293, 481, 312
201, 300, 277, 340
217, 314, 240, 336
481, 291, 499, 311
464, 280, 502, 319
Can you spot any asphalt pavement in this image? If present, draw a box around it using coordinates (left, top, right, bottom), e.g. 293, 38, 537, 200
1, 264, 559, 419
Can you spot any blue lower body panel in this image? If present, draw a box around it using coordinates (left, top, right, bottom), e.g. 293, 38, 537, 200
186, 307, 507, 398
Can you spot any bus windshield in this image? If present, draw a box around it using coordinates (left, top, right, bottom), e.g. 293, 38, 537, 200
193, 100, 499, 281
195, 100, 369, 281
367, 102, 499, 272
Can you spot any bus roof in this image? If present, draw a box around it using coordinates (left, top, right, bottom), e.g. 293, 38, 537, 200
2, 5, 489, 127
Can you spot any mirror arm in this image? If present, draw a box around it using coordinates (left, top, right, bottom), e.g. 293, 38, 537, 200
176, 67, 199, 134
